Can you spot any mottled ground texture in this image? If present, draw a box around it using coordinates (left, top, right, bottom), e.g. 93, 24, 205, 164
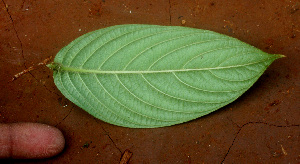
1, 0, 299, 163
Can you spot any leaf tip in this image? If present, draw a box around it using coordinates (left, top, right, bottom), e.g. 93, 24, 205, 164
275, 54, 286, 58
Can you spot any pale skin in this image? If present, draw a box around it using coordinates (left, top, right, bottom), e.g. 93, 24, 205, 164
0, 123, 65, 159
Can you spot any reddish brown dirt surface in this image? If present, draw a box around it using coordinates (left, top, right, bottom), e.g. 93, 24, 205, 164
1, 0, 299, 163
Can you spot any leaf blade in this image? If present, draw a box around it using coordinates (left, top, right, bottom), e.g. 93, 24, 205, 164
49, 24, 283, 128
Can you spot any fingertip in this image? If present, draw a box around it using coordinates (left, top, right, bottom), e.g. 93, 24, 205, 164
0, 123, 65, 159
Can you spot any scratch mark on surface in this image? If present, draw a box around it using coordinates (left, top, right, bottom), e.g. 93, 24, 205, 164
101, 126, 122, 154
226, 117, 241, 128
168, 0, 172, 25
221, 122, 300, 163
2, 0, 25, 67
2, 0, 59, 96
55, 105, 74, 127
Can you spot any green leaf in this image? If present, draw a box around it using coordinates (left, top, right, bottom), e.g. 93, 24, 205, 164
48, 24, 283, 128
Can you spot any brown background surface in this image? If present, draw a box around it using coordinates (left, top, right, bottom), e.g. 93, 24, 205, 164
1, 0, 299, 163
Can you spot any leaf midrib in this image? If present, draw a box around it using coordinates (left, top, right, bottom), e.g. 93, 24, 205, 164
51, 57, 277, 74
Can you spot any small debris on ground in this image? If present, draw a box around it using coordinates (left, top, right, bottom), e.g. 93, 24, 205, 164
120, 149, 133, 164
81, 141, 92, 149
9, 56, 52, 82
280, 145, 288, 155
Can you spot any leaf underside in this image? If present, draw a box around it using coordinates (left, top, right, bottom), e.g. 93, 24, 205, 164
49, 24, 282, 128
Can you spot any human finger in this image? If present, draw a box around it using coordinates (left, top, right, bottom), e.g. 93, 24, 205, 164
0, 122, 65, 159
